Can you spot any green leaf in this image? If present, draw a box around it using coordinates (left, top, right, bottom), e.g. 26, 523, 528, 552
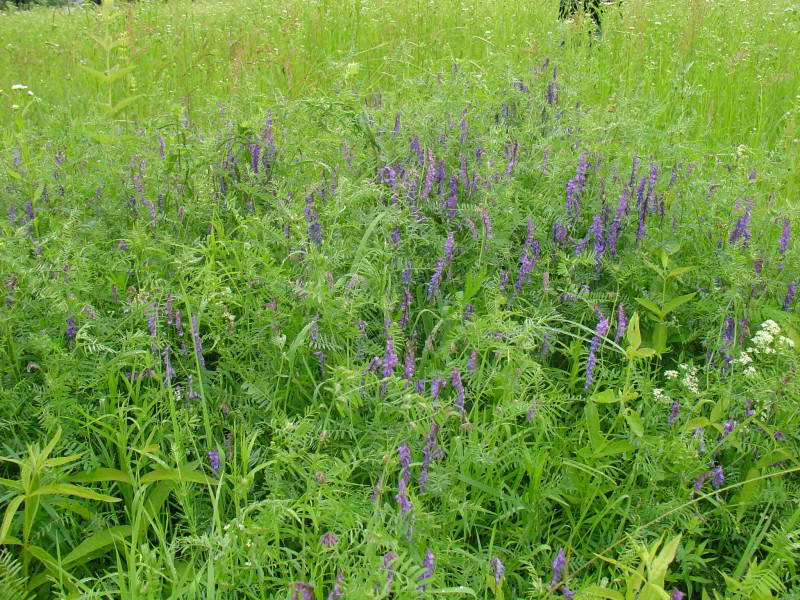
48, 498, 95, 521
62, 525, 132, 567
632, 347, 657, 359
626, 313, 642, 351
71, 468, 133, 485
595, 440, 635, 457
30, 484, 120, 503
40, 427, 62, 462
635, 298, 663, 319
105, 64, 135, 83
625, 410, 645, 438
108, 94, 143, 115
592, 389, 619, 404
79, 64, 112, 84
0, 477, 22, 491
584, 585, 625, 600
0, 495, 24, 541
585, 401, 604, 452
735, 467, 761, 520
652, 323, 668, 353
667, 266, 697, 279
661, 292, 697, 317
648, 534, 681, 587
44, 454, 82, 468
140, 468, 213, 486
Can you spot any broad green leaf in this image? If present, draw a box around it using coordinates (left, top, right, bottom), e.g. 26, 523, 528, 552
735, 467, 761, 520
632, 347, 657, 359
45, 454, 82, 468
0, 495, 24, 541
652, 323, 668, 353
48, 498, 95, 521
626, 313, 642, 351
661, 293, 697, 317
430, 587, 477, 595
71, 468, 133, 485
79, 64, 112, 84
140, 468, 213, 486
105, 65, 136, 84
63, 525, 132, 567
40, 427, 62, 462
592, 389, 619, 404
585, 401, 603, 452
681, 417, 711, 432
667, 266, 697, 279
635, 298, 663, 319
0, 535, 21, 545
30, 484, 120, 503
584, 585, 624, 600
625, 411, 645, 438
595, 440, 634, 457
639, 582, 670, 600
0, 477, 22, 490
648, 534, 681, 586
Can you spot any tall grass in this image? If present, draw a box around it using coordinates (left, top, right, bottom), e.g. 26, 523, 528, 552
0, 0, 799, 598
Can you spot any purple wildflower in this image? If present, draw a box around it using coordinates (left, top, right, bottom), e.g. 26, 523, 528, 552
396, 443, 413, 514
712, 466, 725, 489
562, 588, 575, 600
585, 309, 610, 390
775, 430, 785, 441
327, 572, 344, 600
446, 175, 458, 219
452, 369, 466, 415
427, 232, 456, 299
463, 304, 475, 322
292, 584, 315, 600
589, 213, 605, 265
392, 112, 401, 137
162, 346, 176, 387
515, 247, 536, 292
779, 217, 791, 255
491, 557, 505, 587
467, 349, 478, 372
431, 378, 447, 400
482, 208, 493, 239
499, 269, 509, 291
305, 193, 322, 245
550, 548, 566, 588
729, 200, 752, 247
614, 304, 627, 343
399, 288, 412, 328
404, 352, 415, 380
191, 315, 206, 370
722, 316, 735, 346
415, 379, 426, 394
505, 141, 519, 175
249, 144, 260, 173
546, 75, 558, 105
65, 317, 77, 342
419, 421, 442, 490
158, 136, 165, 159
208, 449, 221, 473
636, 187, 649, 245
694, 427, 706, 453
565, 153, 589, 222
722, 419, 735, 437
320, 532, 338, 547
783, 283, 797, 311
382, 551, 398, 587
382, 334, 398, 378
410, 137, 424, 165
417, 549, 435, 591
668, 399, 680, 426
552, 222, 568, 246
671, 589, 685, 600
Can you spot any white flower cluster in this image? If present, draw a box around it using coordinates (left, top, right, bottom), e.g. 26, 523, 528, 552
662, 364, 701, 394
653, 387, 670, 404
738, 320, 795, 377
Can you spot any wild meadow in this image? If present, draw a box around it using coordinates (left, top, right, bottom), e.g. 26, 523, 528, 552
0, 0, 799, 597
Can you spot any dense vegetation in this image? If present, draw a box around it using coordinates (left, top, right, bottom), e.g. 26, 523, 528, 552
1, 0, 799, 598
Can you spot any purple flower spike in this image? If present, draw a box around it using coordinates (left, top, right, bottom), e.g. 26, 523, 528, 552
668, 399, 680, 426
383, 551, 398, 585
404, 352, 415, 380
562, 588, 575, 600
451, 369, 466, 415
305, 193, 322, 246
392, 112, 401, 137
65, 317, 77, 342
585, 309, 610, 390
550, 548, 566, 588
491, 557, 505, 587
419, 421, 442, 490
292, 583, 315, 600
208, 449, 221, 473
382, 334, 398, 378
779, 217, 791, 255
417, 549, 435, 591
431, 378, 447, 400
396, 443, 413, 514
467, 349, 478, 372
482, 208, 494, 239
191, 315, 206, 370
783, 283, 797, 311
515, 247, 536, 292
712, 466, 725, 489
446, 175, 458, 219
671, 589, 685, 600
327, 571, 344, 600
614, 304, 627, 343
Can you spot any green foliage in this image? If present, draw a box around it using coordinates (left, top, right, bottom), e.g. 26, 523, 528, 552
0, 0, 799, 598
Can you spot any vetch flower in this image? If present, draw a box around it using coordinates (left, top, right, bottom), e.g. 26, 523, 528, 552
712, 466, 725, 489
451, 369, 466, 416
417, 549, 435, 591
482, 208, 493, 239
671, 589, 685, 600
491, 557, 505, 587
585, 309, 610, 390
292, 583, 315, 600
668, 399, 679, 426
614, 304, 627, 343
419, 420, 442, 490
467, 349, 478, 372
396, 443, 413, 514
550, 548, 566, 588
783, 283, 796, 311
320, 532, 338, 547
382, 551, 398, 586
327, 571, 344, 600
779, 217, 791, 255
191, 315, 206, 370
431, 378, 447, 400
208, 449, 221, 473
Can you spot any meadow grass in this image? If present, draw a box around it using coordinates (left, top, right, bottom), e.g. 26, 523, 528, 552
1, 0, 799, 598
